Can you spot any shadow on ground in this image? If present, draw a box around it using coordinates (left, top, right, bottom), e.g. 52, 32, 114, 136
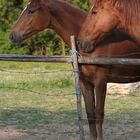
0, 107, 139, 140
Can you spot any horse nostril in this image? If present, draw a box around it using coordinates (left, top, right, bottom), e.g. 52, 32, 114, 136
9, 32, 17, 43
9, 33, 14, 42
9, 33, 16, 43
77, 40, 80, 45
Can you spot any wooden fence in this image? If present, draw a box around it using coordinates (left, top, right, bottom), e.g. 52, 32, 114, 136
0, 54, 140, 65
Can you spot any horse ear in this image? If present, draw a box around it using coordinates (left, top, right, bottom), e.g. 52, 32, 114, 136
29, 0, 41, 11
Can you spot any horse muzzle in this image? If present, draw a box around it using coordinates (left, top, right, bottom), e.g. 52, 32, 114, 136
77, 40, 94, 53
9, 31, 23, 44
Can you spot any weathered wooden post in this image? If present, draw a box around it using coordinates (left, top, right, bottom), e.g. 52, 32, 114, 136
70, 35, 85, 140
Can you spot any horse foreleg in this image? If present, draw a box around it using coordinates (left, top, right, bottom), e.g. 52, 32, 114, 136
95, 81, 107, 140
80, 80, 97, 140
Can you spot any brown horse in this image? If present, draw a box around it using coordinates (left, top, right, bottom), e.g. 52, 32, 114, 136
78, 0, 140, 52
10, 0, 140, 140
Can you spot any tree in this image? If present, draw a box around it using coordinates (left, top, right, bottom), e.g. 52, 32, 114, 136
0, 0, 23, 31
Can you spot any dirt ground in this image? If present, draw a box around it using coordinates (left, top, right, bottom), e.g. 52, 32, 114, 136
0, 124, 140, 140
0, 129, 80, 140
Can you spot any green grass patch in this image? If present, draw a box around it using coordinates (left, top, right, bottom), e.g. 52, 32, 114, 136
0, 62, 139, 139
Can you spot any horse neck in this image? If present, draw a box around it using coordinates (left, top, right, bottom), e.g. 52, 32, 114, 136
111, 0, 140, 45
47, 0, 87, 48
120, 22, 140, 45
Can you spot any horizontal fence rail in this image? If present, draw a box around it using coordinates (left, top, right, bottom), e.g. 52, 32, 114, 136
0, 54, 140, 65
0, 54, 70, 63
78, 57, 140, 65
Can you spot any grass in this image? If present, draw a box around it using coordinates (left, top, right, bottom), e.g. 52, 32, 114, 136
104, 96, 140, 140
0, 62, 78, 135
0, 61, 139, 139
0, 61, 74, 90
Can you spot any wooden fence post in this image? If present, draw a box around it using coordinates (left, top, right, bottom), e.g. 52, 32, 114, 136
71, 35, 85, 140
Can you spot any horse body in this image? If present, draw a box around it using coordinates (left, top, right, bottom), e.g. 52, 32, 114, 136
78, 0, 140, 52
10, 0, 140, 140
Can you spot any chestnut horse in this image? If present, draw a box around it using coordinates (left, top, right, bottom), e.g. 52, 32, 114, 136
78, 0, 140, 52
10, 0, 140, 140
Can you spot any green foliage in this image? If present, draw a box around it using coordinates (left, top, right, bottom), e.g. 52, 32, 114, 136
26, 30, 66, 55
0, 0, 23, 31
66, 0, 90, 10
0, 31, 29, 54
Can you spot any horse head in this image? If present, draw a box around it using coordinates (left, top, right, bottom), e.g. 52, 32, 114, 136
9, 0, 52, 44
78, 0, 119, 52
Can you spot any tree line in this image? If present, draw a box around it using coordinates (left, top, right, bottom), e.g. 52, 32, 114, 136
0, 0, 90, 55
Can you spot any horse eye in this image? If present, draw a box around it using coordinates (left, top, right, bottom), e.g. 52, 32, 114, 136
28, 10, 35, 15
